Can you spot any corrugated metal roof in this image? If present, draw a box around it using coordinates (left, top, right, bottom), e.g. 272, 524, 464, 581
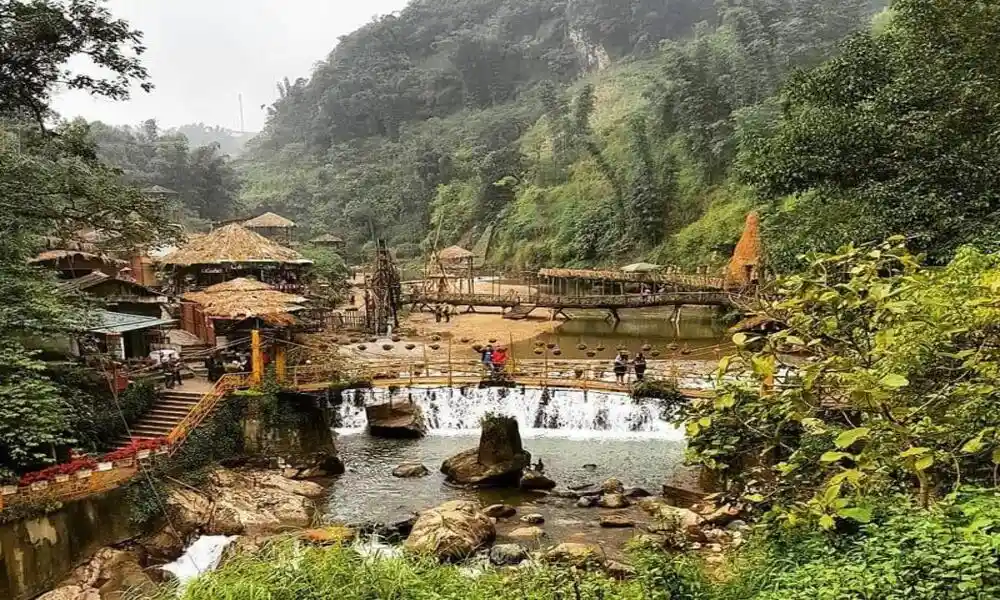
88, 310, 175, 334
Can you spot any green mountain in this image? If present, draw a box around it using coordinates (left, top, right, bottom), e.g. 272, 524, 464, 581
240, 0, 884, 268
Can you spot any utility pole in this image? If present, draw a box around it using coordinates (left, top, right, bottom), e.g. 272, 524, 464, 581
238, 93, 245, 133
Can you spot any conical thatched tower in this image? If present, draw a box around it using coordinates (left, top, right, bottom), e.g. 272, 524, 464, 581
726, 212, 763, 288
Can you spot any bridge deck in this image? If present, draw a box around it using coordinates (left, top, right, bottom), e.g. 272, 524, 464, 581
406, 291, 736, 310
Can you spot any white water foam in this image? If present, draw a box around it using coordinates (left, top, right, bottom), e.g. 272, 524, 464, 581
334, 386, 683, 440
161, 535, 237, 588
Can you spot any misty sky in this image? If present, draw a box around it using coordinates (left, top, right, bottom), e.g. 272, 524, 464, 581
51, 0, 411, 132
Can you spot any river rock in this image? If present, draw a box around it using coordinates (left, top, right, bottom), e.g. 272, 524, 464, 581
599, 514, 635, 528
543, 543, 605, 568
520, 513, 545, 525
490, 544, 529, 566
576, 496, 598, 508
704, 504, 741, 527
597, 493, 630, 509
484, 504, 516, 519
600, 478, 625, 494
366, 400, 427, 438
569, 482, 597, 491
624, 487, 652, 499
605, 560, 637, 580
441, 415, 531, 486
282, 452, 346, 479
550, 488, 582, 499
631, 533, 668, 549
520, 470, 557, 490
139, 526, 186, 562
392, 462, 430, 478
37, 586, 101, 600
639, 499, 705, 540
166, 468, 322, 537
404, 500, 495, 561
508, 526, 546, 540
727, 519, 749, 532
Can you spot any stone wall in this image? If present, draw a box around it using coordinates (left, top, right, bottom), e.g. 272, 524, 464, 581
242, 391, 344, 476
0, 487, 140, 600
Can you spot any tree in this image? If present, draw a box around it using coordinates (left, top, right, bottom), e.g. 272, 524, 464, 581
684, 240, 1000, 528
0, 0, 150, 123
0, 0, 172, 479
743, 0, 1000, 267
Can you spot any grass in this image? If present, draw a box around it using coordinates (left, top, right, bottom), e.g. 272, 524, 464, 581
140, 539, 702, 600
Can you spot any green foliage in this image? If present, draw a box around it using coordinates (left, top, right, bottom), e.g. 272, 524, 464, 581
299, 245, 350, 303
719, 491, 1000, 600
90, 119, 242, 223
688, 240, 1000, 526
744, 0, 1000, 267
169, 394, 247, 480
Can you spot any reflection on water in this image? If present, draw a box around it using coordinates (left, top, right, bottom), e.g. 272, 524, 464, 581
326, 433, 687, 526
511, 308, 727, 360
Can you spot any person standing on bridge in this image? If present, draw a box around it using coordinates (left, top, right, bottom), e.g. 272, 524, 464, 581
481, 344, 494, 374
633, 352, 647, 381
491, 345, 509, 375
614, 352, 628, 385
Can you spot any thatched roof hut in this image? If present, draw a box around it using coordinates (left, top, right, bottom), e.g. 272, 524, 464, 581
244, 212, 296, 229
183, 278, 307, 320
160, 224, 309, 266
726, 212, 763, 288
309, 233, 344, 246
435, 245, 474, 261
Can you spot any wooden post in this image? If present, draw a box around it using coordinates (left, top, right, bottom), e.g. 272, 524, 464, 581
448, 339, 453, 387
275, 342, 287, 384
251, 329, 263, 386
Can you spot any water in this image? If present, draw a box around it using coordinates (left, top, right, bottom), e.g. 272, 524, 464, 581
161, 535, 237, 587
512, 309, 728, 361
334, 386, 682, 439
325, 386, 691, 535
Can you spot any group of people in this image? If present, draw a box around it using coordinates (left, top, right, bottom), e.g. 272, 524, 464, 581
613, 351, 648, 384
480, 344, 509, 376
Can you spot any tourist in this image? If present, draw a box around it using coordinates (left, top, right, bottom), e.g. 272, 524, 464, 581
204, 354, 218, 382
634, 352, 647, 381
168, 358, 183, 388
614, 352, 628, 385
434, 306, 442, 323
491, 345, 509, 375
481, 344, 494, 373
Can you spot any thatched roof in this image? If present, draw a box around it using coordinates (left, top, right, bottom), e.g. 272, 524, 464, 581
183, 279, 307, 320
436, 245, 474, 261
30, 249, 124, 266
201, 277, 273, 293
309, 234, 344, 245
160, 224, 310, 266
244, 212, 296, 229
726, 212, 763, 286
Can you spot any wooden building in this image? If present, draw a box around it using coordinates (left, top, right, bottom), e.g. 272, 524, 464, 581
428, 245, 475, 293
29, 237, 125, 279
76, 309, 175, 361
58, 272, 169, 318
244, 212, 297, 245
181, 278, 308, 344
159, 224, 312, 294
308, 233, 345, 249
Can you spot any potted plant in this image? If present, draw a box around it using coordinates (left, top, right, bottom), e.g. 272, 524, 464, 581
97, 461, 113, 472
1, 484, 17, 495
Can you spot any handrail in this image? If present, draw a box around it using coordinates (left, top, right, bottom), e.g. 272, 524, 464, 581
166, 373, 252, 449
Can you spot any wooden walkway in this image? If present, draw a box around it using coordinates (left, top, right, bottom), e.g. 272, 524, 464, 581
406, 290, 738, 314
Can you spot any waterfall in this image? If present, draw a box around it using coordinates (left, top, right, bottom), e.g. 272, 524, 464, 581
334, 386, 682, 440
161, 535, 237, 588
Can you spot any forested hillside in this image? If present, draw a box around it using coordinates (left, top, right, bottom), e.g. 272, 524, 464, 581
90, 119, 242, 225
241, 0, 884, 267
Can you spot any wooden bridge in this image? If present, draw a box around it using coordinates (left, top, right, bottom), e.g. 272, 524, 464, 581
406, 290, 740, 321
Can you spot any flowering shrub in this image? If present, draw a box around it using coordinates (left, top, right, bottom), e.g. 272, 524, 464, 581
18, 457, 98, 486
102, 438, 168, 462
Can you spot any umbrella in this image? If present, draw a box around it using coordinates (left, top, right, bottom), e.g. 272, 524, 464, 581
621, 262, 662, 273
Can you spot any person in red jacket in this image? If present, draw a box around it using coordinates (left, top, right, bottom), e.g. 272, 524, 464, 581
491, 345, 509, 375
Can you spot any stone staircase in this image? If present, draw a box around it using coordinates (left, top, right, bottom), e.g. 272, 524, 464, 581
117, 389, 203, 445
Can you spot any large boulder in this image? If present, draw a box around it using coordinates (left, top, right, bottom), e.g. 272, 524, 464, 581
600, 478, 625, 495
508, 526, 546, 541
166, 468, 323, 537
441, 415, 531, 486
366, 400, 427, 438
404, 500, 495, 561
520, 470, 556, 490
484, 504, 516, 519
